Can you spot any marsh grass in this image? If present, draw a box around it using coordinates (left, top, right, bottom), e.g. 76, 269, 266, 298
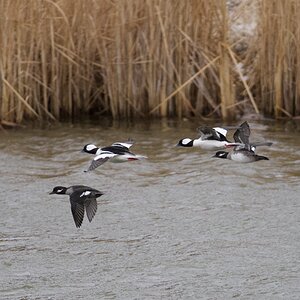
252, 0, 300, 118
1, 0, 300, 125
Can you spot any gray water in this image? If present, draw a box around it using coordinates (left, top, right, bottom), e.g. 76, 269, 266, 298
0, 119, 299, 300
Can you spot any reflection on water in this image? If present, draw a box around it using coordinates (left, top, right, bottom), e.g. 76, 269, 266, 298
0, 118, 299, 299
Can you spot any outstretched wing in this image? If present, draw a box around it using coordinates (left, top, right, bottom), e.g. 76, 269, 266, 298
213, 127, 228, 138
85, 151, 116, 172
198, 126, 217, 140
198, 126, 227, 141
70, 199, 84, 228
233, 121, 250, 145
111, 140, 134, 149
85, 198, 98, 222
70, 189, 101, 227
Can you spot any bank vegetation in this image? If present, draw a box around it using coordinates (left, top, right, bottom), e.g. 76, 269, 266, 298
1, 0, 300, 125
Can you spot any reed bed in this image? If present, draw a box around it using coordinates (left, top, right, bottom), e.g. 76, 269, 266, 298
252, 0, 300, 118
1, 0, 300, 125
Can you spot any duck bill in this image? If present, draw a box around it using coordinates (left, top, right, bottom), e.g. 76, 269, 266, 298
225, 143, 240, 148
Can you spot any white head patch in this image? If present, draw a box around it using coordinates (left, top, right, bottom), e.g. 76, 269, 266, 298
86, 144, 97, 152
80, 191, 91, 197
182, 138, 192, 145
57, 188, 64, 193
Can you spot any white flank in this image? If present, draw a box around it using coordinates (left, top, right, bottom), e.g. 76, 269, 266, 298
110, 155, 129, 163
193, 139, 228, 150
110, 153, 147, 163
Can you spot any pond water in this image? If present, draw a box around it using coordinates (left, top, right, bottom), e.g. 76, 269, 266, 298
0, 118, 299, 299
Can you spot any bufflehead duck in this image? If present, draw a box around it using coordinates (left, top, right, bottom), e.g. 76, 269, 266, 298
177, 126, 238, 150
226, 121, 272, 151
213, 122, 270, 163
213, 149, 269, 163
49, 185, 103, 228
82, 141, 147, 172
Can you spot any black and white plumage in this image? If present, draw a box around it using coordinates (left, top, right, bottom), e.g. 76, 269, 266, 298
213, 149, 269, 163
82, 141, 147, 172
177, 126, 238, 150
49, 185, 103, 228
213, 121, 270, 163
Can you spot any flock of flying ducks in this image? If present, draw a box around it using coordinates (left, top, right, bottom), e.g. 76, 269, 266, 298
50, 121, 272, 228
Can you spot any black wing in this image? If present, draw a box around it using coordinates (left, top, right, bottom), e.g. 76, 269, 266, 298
70, 188, 103, 227
85, 198, 98, 222
70, 199, 85, 228
233, 121, 250, 145
101, 145, 131, 154
198, 126, 217, 140
198, 126, 228, 142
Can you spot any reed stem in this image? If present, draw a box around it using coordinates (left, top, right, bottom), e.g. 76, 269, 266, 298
1, 0, 300, 124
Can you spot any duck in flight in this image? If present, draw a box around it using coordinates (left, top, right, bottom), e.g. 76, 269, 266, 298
177, 126, 239, 150
213, 121, 271, 163
82, 140, 147, 172
49, 185, 103, 228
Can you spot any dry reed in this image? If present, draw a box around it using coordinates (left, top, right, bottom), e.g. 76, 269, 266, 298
1, 0, 300, 125
0, 0, 240, 123
252, 0, 300, 118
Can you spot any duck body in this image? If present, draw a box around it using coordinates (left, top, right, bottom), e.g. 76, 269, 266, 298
49, 185, 103, 228
177, 126, 232, 150
214, 149, 269, 163
191, 138, 229, 150
82, 141, 147, 171
213, 121, 270, 163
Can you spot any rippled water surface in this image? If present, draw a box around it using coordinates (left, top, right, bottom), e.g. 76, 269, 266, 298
0, 119, 299, 299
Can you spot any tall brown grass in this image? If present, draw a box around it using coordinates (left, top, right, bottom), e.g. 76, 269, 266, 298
0, 0, 240, 124
252, 0, 300, 118
1, 0, 300, 125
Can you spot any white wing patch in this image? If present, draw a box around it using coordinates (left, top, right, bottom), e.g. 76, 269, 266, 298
112, 141, 134, 149
80, 191, 92, 197
213, 127, 227, 137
